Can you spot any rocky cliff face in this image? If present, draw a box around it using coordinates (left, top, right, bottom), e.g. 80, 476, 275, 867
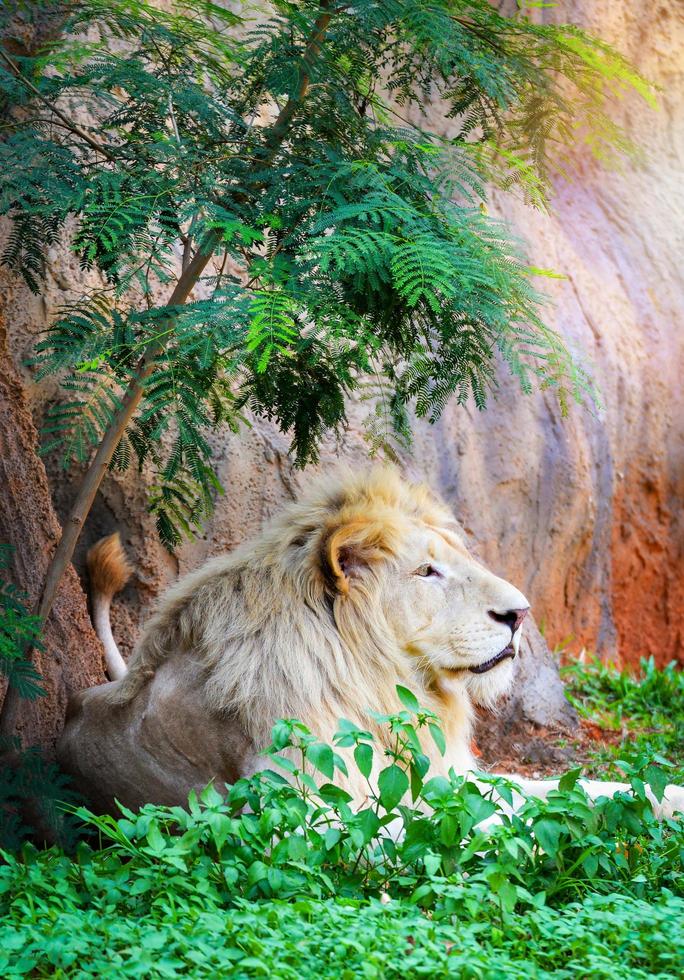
0, 316, 104, 747
466, 0, 684, 668
1, 0, 682, 752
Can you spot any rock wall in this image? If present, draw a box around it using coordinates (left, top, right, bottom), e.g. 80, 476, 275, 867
1, 0, 682, 752
467, 0, 684, 668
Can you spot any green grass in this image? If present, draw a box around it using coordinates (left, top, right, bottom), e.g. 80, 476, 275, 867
562, 656, 684, 783
1, 666, 683, 979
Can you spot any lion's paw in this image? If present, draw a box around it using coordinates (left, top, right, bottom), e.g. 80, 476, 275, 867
658, 785, 684, 820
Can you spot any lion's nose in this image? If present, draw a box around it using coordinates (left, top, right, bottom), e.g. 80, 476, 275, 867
488, 606, 529, 634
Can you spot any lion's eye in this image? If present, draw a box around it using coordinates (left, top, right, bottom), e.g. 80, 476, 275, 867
415, 563, 439, 578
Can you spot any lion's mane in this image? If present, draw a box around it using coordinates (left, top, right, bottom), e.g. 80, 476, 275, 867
105, 467, 474, 765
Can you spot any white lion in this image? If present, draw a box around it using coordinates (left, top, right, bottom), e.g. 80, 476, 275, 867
58, 466, 684, 819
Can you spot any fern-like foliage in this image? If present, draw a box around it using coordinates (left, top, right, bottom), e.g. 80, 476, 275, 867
0, 546, 45, 703
0, 0, 651, 546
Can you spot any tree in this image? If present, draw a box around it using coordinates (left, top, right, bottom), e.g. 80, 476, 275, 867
0, 0, 651, 734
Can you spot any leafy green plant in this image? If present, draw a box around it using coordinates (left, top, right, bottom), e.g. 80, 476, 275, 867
0, 546, 82, 848
2, 684, 682, 975
0, 545, 44, 704
68, 696, 680, 909
2, 886, 682, 978
0, 746, 81, 851
563, 656, 684, 783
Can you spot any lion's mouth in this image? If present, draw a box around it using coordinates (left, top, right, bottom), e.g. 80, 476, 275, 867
468, 644, 515, 674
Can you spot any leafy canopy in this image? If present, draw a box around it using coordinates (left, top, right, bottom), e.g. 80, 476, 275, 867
0, 0, 651, 545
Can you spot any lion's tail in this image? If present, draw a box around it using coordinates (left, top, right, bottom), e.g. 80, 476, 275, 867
87, 532, 132, 681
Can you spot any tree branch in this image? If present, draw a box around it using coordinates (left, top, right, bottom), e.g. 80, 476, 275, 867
0, 48, 117, 161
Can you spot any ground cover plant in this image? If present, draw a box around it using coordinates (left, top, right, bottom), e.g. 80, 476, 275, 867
562, 656, 684, 784
1, 680, 683, 978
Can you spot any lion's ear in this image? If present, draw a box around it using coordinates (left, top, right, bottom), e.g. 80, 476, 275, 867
323, 520, 390, 595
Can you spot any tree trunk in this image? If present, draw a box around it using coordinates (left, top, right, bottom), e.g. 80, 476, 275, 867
0, 314, 105, 752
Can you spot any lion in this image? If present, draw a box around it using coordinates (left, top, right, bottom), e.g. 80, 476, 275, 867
57, 466, 684, 819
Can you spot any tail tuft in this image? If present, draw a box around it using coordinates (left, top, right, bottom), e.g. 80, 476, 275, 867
87, 532, 132, 600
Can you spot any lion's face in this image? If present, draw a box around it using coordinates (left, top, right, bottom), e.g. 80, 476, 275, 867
379, 522, 529, 705
318, 468, 529, 707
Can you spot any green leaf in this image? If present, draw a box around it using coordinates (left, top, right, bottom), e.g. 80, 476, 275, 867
287, 836, 307, 861
423, 852, 441, 877
318, 784, 354, 806
354, 742, 373, 780
439, 813, 458, 845
497, 881, 519, 914
145, 824, 166, 853
377, 765, 409, 811
488, 778, 514, 808
558, 768, 582, 792
397, 721, 421, 753
421, 776, 454, 802
644, 764, 668, 803
396, 685, 420, 712
428, 722, 446, 756
463, 792, 497, 826
409, 762, 424, 801
306, 743, 334, 780
354, 808, 381, 845
534, 818, 562, 860
246, 861, 269, 886
267, 867, 283, 892
270, 721, 292, 751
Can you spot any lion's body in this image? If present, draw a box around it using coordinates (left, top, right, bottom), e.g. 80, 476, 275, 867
59, 652, 252, 812
58, 466, 684, 819
59, 468, 528, 812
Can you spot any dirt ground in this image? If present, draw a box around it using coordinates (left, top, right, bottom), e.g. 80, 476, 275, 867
475, 714, 625, 780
